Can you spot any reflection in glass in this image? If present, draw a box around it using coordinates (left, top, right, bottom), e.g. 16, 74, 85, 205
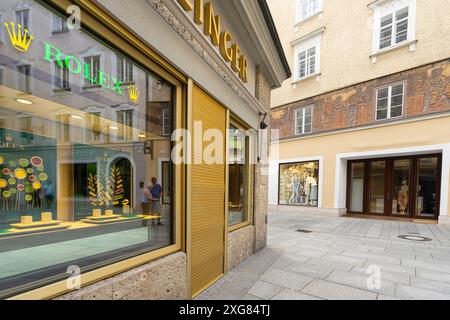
417, 157, 438, 217
279, 161, 319, 206
349, 162, 364, 212
0, 0, 175, 297
228, 125, 249, 227
392, 159, 411, 215
369, 161, 385, 214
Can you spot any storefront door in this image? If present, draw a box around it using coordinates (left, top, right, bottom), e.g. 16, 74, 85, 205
347, 154, 441, 219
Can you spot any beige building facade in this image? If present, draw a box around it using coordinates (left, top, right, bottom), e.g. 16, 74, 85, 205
268, 0, 450, 223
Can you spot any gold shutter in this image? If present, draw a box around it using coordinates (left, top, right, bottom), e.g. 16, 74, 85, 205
191, 85, 226, 297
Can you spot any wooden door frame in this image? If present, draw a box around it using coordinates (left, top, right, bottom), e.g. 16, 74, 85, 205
346, 154, 442, 220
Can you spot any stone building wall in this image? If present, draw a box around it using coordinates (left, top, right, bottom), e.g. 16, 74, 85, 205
55, 252, 187, 300
271, 59, 450, 140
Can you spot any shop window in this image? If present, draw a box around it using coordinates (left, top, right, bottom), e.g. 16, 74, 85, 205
117, 56, 133, 84
83, 55, 100, 87
228, 122, 250, 228
17, 65, 31, 93
52, 15, 68, 33
279, 161, 319, 206
16, 9, 30, 31
295, 106, 313, 135
376, 83, 404, 121
0, 1, 176, 298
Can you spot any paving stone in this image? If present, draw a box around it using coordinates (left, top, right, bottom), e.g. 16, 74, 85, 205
248, 280, 284, 300
377, 294, 401, 300
322, 253, 367, 267
396, 284, 450, 300
410, 278, 450, 295
402, 257, 450, 273
326, 270, 397, 296
242, 294, 263, 300
302, 279, 377, 300
284, 261, 334, 279
306, 257, 354, 272
351, 266, 410, 285
296, 249, 327, 258
271, 289, 323, 300
416, 268, 450, 284
260, 268, 314, 291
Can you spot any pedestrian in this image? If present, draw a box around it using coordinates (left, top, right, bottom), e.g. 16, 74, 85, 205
141, 183, 151, 215
149, 177, 163, 225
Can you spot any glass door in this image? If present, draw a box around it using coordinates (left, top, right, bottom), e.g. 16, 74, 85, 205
369, 160, 386, 215
416, 156, 440, 218
389, 159, 412, 216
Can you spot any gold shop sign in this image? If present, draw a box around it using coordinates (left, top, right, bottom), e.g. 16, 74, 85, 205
177, 0, 248, 83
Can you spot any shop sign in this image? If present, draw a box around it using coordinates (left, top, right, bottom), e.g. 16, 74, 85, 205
4, 22, 140, 103
177, 0, 249, 83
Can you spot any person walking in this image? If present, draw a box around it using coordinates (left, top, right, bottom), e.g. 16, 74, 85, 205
149, 177, 163, 225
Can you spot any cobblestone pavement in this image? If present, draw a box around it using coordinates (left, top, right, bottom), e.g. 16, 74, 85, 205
197, 211, 450, 300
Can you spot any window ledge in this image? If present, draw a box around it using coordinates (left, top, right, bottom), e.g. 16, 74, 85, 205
370, 40, 418, 63
51, 30, 69, 35
294, 11, 324, 28
120, 81, 135, 86
292, 72, 321, 85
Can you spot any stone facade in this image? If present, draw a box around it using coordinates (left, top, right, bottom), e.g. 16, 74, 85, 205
227, 225, 255, 270
55, 252, 187, 300
271, 59, 450, 140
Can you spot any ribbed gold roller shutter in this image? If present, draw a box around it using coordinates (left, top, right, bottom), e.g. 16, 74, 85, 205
191, 85, 226, 297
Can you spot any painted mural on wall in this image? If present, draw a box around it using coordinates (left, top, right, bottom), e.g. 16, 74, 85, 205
271, 60, 450, 140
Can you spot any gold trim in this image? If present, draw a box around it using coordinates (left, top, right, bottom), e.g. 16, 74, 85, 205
228, 221, 251, 233
224, 109, 230, 274
185, 78, 194, 299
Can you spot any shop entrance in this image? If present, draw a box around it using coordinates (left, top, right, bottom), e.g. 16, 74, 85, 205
347, 154, 441, 219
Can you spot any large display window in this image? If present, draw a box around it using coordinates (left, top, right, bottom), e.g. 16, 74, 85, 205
0, 0, 178, 298
278, 161, 319, 206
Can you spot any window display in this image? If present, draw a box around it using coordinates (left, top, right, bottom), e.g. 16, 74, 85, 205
228, 123, 250, 227
0, 0, 175, 298
278, 161, 319, 206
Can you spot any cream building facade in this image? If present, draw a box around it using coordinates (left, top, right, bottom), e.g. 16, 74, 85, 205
268, 0, 450, 223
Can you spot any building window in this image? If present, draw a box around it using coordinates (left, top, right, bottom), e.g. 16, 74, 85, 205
162, 109, 171, 136
117, 56, 133, 83
295, 106, 313, 135
296, 0, 322, 23
376, 83, 404, 121
293, 34, 321, 81
117, 110, 133, 140
372, 0, 416, 53
228, 122, 251, 228
86, 112, 102, 142
18, 116, 33, 145
16, 9, 30, 30
52, 15, 68, 33
56, 114, 71, 142
84, 55, 100, 87
279, 161, 319, 206
17, 64, 31, 93
54, 61, 70, 90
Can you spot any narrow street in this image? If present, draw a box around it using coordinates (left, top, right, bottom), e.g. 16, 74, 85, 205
198, 212, 450, 300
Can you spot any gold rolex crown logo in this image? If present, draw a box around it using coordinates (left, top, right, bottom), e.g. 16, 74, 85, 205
128, 84, 140, 103
4, 22, 33, 52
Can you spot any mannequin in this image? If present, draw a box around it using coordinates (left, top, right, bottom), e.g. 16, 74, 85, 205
290, 176, 300, 204
397, 180, 409, 214
305, 172, 318, 205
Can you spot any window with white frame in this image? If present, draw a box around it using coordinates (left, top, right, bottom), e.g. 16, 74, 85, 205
293, 34, 320, 81
372, 0, 416, 53
376, 83, 404, 121
52, 15, 68, 33
16, 9, 30, 30
17, 64, 31, 93
117, 56, 134, 83
84, 55, 100, 87
54, 61, 70, 90
295, 106, 313, 135
296, 0, 322, 23
117, 110, 133, 140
